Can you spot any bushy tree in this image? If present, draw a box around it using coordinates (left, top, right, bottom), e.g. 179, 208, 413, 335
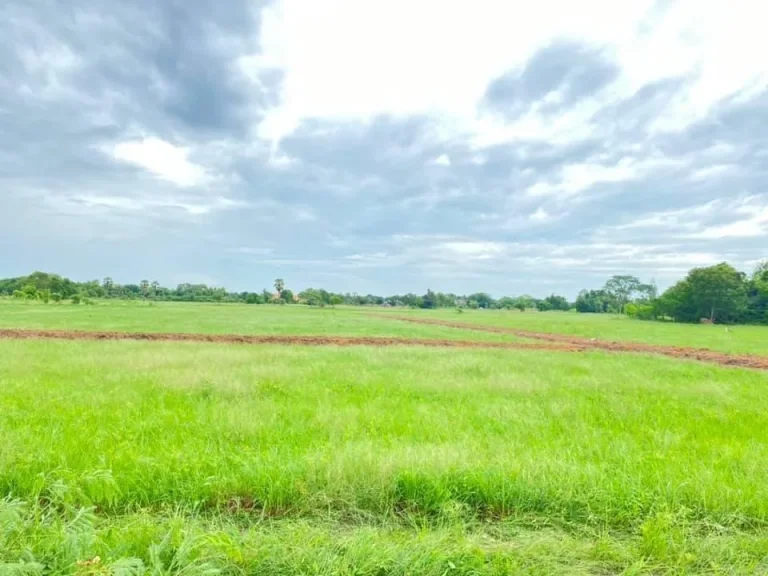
604, 275, 642, 313
687, 263, 747, 323
575, 289, 616, 313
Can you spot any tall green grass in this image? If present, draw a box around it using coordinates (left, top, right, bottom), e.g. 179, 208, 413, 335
2, 340, 768, 573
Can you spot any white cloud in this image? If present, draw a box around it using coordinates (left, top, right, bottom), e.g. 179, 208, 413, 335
439, 241, 505, 260
250, 0, 768, 148
691, 204, 768, 239
433, 154, 451, 166
294, 207, 317, 222
45, 193, 245, 217
529, 207, 550, 222
689, 164, 734, 181
111, 138, 208, 187
526, 156, 683, 198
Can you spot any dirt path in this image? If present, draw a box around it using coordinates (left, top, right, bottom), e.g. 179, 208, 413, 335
1, 326, 767, 371
372, 315, 768, 371
0, 328, 581, 351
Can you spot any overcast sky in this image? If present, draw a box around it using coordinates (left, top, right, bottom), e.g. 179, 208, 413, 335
2, 0, 767, 297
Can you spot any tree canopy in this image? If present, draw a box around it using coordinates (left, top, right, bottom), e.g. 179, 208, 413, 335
2, 260, 767, 324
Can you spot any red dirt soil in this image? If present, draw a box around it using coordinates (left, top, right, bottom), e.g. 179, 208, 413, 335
0, 328, 579, 351
372, 315, 768, 371
1, 325, 767, 371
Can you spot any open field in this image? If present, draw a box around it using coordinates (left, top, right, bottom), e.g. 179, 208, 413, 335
0, 299, 519, 343
2, 304, 768, 574
374, 307, 768, 356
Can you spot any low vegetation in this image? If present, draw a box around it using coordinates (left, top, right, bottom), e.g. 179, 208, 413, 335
2, 339, 768, 573
2, 269, 768, 574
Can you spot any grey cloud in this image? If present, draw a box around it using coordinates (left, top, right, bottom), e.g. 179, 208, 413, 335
484, 41, 619, 117
1, 0, 767, 297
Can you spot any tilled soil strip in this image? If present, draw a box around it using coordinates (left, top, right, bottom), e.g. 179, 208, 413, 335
1, 326, 767, 371
0, 328, 581, 352
372, 315, 768, 371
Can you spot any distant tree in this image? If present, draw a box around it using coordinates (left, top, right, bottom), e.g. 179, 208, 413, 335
745, 260, 768, 323
654, 280, 695, 321
687, 263, 747, 323
140, 280, 150, 297
274, 278, 285, 296
38, 289, 51, 303
21, 284, 38, 299
151, 281, 160, 295
467, 293, 494, 309
102, 277, 114, 295
421, 289, 436, 309
604, 275, 642, 313
330, 294, 344, 306
51, 293, 62, 303
575, 289, 616, 313
497, 297, 516, 309
281, 289, 294, 303
544, 294, 570, 311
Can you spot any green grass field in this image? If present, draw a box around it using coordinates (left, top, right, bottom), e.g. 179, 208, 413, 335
2, 301, 768, 574
378, 307, 768, 356
0, 299, 519, 342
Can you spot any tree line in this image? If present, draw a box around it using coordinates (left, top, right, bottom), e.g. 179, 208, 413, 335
2, 260, 766, 324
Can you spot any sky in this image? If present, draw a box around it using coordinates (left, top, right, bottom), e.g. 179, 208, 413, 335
1, 0, 767, 298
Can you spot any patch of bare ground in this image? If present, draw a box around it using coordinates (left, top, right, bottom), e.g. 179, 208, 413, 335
371, 315, 768, 371
2, 324, 767, 371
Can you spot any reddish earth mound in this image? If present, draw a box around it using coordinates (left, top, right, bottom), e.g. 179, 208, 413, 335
0, 328, 575, 351
374, 315, 768, 371
1, 325, 767, 371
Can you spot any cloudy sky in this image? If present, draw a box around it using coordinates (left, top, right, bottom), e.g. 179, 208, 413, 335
2, 0, 767, 297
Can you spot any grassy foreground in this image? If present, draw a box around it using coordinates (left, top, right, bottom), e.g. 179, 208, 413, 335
2, 339, 768, 573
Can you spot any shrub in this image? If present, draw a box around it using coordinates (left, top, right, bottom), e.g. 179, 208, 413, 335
71, 295, 81, 305
626, 303, 655, 320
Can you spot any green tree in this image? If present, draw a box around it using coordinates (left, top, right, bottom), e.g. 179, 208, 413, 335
21, 284, 38, 299
281, 289, 294, 303
687, 263, 747, 323
467, 293, 494, 309
604, 275, 642, 313
497, 297, 516, 309
654, 280, 695, 321
544, 294, 570, 311
575, 289, 615, 313
140, 280, 150, 297
329, 294, 344, 307
274, 278, 285, 296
